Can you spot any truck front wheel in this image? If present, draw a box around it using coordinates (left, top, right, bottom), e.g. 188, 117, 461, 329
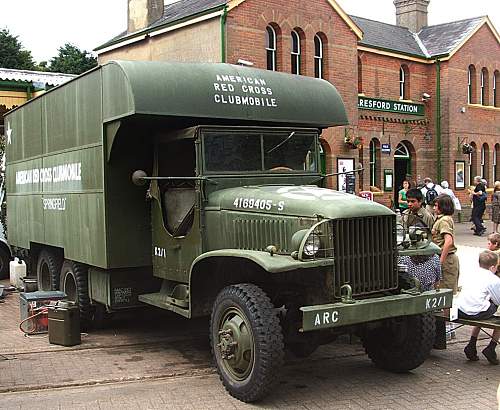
362, 313, 435, 372
59, 261, 91, 326
210, 284, 284, 403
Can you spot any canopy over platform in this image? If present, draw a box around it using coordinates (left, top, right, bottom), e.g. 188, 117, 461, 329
101, 60, 348, 128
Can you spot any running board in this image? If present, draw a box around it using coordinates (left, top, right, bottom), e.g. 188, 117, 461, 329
139, 292, 190, 318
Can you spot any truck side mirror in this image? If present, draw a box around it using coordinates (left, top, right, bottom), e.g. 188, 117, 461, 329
132, 170, 148, 186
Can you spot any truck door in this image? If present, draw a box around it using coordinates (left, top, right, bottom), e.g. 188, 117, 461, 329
151, 138, 201, 283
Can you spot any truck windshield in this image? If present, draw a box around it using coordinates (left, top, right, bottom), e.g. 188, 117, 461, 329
203, 130, 319, 173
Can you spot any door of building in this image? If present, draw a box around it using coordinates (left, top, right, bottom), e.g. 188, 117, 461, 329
393, 142, 411, 210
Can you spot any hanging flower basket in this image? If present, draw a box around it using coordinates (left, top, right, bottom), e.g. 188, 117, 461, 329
344, 135, 363, 150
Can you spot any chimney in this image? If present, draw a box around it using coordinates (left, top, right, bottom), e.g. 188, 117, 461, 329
394, 0, 430, 33
128, 0, 164, 33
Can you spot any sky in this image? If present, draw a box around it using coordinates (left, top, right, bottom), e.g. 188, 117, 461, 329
0, 0, 498, 63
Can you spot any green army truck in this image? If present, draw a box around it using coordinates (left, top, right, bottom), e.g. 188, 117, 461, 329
5, 61, 452, 402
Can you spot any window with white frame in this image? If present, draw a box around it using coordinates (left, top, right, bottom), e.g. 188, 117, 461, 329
481, 144, 486, 177
493, 145, 498, 182
494, 71, 498, 107
468, 65, 476, 104
291, 30, 301, 75
399, 65, 409, 100
266, 25, 277, 71
480, 69, 485, 105
314, 34, 323, 79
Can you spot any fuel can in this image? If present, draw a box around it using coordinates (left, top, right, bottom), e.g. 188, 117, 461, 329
48, 301, 81, 346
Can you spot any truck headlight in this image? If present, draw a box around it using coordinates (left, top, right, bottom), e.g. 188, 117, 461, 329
291, 219, 334, 261
303, 234, 321, 257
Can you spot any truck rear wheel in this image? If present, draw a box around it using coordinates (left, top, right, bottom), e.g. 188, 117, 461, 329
362, 313, 435, 372
59, 261, 91, 326
210, 284, 284, 403
36, 250, 62, 291
0, 246, 10, 279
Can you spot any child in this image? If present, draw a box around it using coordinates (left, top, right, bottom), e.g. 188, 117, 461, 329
487, 233, 500, 277
432, 194, 459, 293
403, 188, 435, 229
457, 250, 500, 365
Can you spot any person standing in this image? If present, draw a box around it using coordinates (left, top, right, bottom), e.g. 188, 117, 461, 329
491, 181, 500, 234
398, 180, 410, 211
470, 176, 487, 236
432, 194, 460, 293
441, 180, 461, 214
421, 177, 442, 214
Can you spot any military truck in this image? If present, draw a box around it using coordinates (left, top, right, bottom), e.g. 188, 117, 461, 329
5, 61, 452, 402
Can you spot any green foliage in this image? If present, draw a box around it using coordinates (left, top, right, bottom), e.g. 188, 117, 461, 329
0, 28, 35, 70
49, 43, 97, 75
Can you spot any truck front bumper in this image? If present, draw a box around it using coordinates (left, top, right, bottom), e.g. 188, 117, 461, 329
300, 289, 453, 332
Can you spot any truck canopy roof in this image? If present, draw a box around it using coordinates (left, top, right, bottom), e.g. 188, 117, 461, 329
102, 60, 348, 128
7, 60, 348, 129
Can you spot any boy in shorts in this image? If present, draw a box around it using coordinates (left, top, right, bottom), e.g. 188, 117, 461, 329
457, 250, 500, 364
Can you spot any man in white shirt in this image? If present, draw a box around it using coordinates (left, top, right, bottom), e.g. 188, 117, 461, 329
420, 177, 443, 214
456, 250, 500, 364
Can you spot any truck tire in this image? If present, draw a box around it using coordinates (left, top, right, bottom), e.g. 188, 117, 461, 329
210, 284, 284, 403
36, 250, 63, 291
362, 313, 435, 373
59, 260, 91, 326
0, 246, 10, 279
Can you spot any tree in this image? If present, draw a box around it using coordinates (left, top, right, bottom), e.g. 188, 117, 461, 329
49, 43, 97, 75
0, 28, 35, 70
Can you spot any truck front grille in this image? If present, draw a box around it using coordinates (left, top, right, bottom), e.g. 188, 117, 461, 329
332, 216, 397, 297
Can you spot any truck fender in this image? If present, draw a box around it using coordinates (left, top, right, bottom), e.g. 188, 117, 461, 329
190, 249, 333, 276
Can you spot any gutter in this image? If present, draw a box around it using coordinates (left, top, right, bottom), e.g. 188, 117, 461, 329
435, 59, 442, 182
95, 5, 226, 53
221, 5, 228, 63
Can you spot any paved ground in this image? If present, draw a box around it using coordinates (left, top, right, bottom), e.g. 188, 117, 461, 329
0, 223, 499, 409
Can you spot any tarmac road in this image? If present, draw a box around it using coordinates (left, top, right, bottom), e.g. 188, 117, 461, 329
0, 223, 499, 409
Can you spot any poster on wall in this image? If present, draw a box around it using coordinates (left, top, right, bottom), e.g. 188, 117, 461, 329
337, 158, 354, 193
384, 169, 393, 191
455, 161, 465, 189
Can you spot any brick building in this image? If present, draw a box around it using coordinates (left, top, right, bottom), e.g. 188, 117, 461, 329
96, 0, 499, 208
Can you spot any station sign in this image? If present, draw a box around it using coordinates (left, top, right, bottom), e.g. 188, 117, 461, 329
358, 96, 424, 116
381, 143, 391, 154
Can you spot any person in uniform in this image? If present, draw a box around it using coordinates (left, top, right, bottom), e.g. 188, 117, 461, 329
432, 194, 459, 293
403, 188, 435, 229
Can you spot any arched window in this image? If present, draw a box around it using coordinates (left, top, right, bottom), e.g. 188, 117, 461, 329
468, 65, 477, 104
480, 68, 489, 105
369, 138, 381, 187
469, 141, 477, 185
481, 143, 489, 182
494, 70, 499, 107
494, 143, 500, 182
399, 65, 410, 100
266, 25, 277, 71
314, 34, 323, 79
291, 30, 301, 75
358, 57, 363, 93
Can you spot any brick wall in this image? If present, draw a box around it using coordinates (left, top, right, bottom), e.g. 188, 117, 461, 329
226, 0, 359, 188
440, 24, 500, 202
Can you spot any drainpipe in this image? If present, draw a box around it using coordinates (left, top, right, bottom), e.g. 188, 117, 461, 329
435, 59, 442, 182
220, 5, 228, 63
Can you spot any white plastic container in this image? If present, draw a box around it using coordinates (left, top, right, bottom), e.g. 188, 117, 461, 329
10, 258, 27, 289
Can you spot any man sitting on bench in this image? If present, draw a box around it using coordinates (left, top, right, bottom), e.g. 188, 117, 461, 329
456, 250, 500, 365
